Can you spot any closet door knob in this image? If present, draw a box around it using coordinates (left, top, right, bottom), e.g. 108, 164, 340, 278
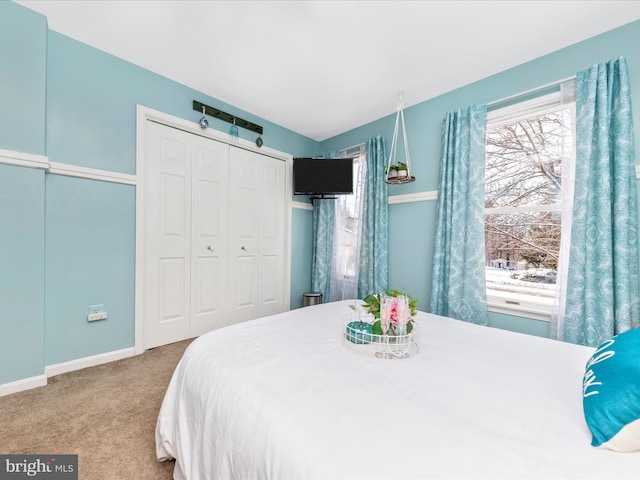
206, 246, 214, 251
241, 246, 248, 251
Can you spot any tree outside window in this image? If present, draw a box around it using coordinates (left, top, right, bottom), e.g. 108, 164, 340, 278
485, 106, 574, 314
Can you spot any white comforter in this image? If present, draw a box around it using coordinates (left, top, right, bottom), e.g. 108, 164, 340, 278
156, 300, 640, 479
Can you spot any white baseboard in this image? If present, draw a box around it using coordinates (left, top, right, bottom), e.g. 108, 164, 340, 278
45, 347, 136, 378
0, 348, 137, 397
0, 375, 47, 397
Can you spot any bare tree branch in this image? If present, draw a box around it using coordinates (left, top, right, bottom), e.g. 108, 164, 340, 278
484, 111, 569, 271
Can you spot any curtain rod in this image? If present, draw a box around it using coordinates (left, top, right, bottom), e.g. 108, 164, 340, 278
487, 74, 576, 109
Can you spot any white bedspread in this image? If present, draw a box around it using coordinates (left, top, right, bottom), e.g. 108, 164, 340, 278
156, 300, 640, 479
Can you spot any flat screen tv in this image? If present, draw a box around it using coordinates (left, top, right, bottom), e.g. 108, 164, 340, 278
293, 157, 353, 195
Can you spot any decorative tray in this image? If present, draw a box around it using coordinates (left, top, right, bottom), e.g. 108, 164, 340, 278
342, 312, 419, 359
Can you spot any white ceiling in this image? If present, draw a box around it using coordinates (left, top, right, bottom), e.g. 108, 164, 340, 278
14, 0, 640, 141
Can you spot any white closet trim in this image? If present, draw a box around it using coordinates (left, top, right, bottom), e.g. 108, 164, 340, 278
137, 105, 290, 162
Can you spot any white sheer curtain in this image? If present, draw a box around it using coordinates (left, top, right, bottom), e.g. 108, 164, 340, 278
328, 145, 366, 302
550, 80, 577, 341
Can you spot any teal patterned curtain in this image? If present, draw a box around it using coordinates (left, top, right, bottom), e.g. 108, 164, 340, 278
430, 105, 488, 325
311, 137, 388, 303
311, 199, 335, 303
357, 136, 389, 297
559, 56, 640, 347
358, 135, 389, 298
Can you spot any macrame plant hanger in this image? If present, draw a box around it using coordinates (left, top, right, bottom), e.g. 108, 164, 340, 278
385, 92, 415, 184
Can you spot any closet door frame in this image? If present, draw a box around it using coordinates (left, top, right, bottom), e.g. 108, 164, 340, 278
134, 105, 292, 354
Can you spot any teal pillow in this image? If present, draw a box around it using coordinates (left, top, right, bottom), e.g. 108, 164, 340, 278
583, 328, 640, 452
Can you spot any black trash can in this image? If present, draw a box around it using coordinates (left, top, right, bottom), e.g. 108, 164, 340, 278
303, 291, 323, 307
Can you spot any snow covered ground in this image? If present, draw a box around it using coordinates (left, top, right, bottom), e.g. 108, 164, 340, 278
485, 267, 555, 301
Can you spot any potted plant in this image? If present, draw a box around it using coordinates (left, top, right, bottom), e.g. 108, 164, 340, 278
397, 162, 409, 177
386, 164, 399, 179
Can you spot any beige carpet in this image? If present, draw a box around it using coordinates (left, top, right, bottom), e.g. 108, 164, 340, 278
0, 339, 193, 479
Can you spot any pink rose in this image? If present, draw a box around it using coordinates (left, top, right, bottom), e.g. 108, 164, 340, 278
389, 297, 398, 325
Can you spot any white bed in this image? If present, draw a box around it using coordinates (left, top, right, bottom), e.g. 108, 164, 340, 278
156, 300, 640, 479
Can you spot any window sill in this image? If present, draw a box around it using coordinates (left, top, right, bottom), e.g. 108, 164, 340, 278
487, 292, 552, 322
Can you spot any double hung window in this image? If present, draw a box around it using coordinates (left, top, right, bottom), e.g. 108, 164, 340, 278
484, 82, 575, 320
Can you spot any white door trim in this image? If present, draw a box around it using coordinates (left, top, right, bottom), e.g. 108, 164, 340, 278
134, 105, 293, 354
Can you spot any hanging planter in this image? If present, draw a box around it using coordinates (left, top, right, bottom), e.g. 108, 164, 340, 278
386, 164, 399, 178
385, 92, 415, 185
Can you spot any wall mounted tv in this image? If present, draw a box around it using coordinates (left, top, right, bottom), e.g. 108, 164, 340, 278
293, 157, 354, 196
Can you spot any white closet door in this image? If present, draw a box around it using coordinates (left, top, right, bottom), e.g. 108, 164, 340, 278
190, 134, 229, 335
144, 122, 230, 348
143, 120, 287, 349
228, 147, 260, 321
258, 154, 286, 317
144, 121, 192, 349
228, 147, 286, 321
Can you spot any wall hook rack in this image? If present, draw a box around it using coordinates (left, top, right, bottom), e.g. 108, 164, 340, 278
193, 100, 264, 135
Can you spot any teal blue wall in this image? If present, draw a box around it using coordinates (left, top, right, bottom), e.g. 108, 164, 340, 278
46, 31, 318, 173
0, 2, 47, 385
320, 20, 640, 337
387, 201, 438, 311
0, 2, 47, 155
45, 176, 136, 365
0, 1, 317, 383
290, 207, 314, 309
0, 164, 45, 383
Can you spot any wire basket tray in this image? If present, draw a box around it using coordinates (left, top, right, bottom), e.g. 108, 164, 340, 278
342, 312, 419, 359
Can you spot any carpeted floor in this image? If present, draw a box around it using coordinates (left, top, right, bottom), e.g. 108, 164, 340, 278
0, 339, 193, 480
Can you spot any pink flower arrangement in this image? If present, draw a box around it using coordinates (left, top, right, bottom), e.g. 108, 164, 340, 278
381, 295, 411, 335
349, 289, 418, 336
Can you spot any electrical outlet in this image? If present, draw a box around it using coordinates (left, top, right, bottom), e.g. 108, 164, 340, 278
88, 304, 107, 322
88, 312, 108, 321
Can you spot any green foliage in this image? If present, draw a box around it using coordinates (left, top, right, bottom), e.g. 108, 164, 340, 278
372, 319, 413, 335
349, 289, 418, 320
385, 163, 408, 175
372, 320, 383, 335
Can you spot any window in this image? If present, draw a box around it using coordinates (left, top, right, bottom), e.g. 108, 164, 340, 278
485, 82, 575, 320
329, 144, 366, 301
